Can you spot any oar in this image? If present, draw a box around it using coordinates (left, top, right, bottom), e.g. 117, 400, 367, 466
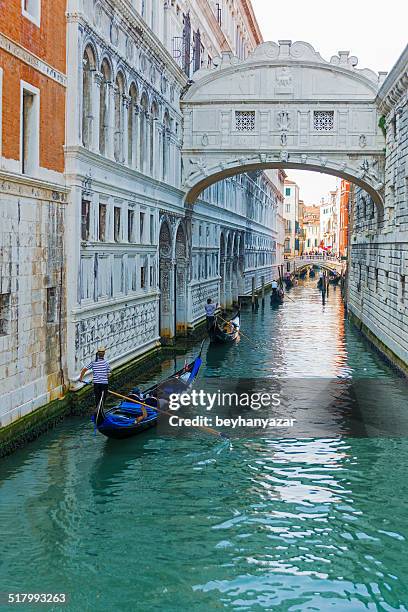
217, 315, 260, 349
108, 390, 227, 439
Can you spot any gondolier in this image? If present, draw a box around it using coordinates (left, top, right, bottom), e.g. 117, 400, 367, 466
205, 298, 218, 332
79, 346, 111, 409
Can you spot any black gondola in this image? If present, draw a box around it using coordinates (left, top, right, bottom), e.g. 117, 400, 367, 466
209, 311, 240, 344
92, 344, 204, 439
284, 276, 294, 289
271, 288, 284, 305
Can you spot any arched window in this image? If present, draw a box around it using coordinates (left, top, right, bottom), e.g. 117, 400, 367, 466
128, 83, 138, 168
150, 101, 159, 177
99, 59, 111, 155
82, 46, 96, 148
139, 93, 149, 174
162, 111, 170, 182
114, 72, 125, 162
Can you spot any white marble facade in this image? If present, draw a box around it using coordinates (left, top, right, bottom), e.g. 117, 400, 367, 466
65, 0, 280, 382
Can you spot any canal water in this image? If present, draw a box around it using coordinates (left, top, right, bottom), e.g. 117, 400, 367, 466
1, 279, 408, 611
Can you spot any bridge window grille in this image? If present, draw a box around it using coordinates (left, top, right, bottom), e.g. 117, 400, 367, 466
313, 111, 334, 131
235, 111, 255, 132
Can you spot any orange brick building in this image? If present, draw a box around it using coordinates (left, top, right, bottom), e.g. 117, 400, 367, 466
0, 0, 68, 427
339, 179, 350, 257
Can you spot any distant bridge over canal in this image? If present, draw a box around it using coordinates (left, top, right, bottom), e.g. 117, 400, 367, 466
286, 255, 346, 275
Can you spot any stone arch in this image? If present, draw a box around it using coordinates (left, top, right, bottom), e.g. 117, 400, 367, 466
219, 231, 226, 308
114, 71, 126, 162
162, 109, 171, 182
82, 45, 96, 149
158, 218, 174, 340
99, 58, 112, 155
128, 82, 138, 168
174, 222, 188, 335
150, 100, 160, 177
139, 92, 149, 173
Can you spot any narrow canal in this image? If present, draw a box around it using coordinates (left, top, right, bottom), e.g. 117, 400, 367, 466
1, 279, 408, 610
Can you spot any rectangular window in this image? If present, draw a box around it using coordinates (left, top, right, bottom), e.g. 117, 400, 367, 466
375, 268, 379, 291
150, 214, 154, 244
46, 287, 57, 323
114, 207, 121, 242
141, 266, 146, 289
99, 204, 107, 241
21, 87, 39, 175
235, 111, 255, 132
285, 203, 290, 213
0, 293, 11, 336
81, 200, 90, 241
150, 265, 154, 287
22, 0, 41, 27
285, 187, 291, 196
140, 212, 145, 243
314, 110, 335, 131
128, 210, 135, 242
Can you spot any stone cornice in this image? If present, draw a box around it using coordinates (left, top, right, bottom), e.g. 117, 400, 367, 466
109, 0, 187, 86
377, 44, 408, 114
0, 33, 67, 87
239, 0, 263, 46
0, 170, 68, 201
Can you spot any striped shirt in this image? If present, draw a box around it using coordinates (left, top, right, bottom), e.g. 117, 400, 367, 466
86, 359, 111, 384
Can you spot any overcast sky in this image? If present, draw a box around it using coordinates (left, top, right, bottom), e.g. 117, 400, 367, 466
251, 0, 407, 204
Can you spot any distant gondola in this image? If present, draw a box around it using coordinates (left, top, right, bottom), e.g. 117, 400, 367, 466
271, 288, 284, 305
92, 345, 204, 439
209, 311, 240, 344
284, 276, 294, 290
329, 274, 341, 285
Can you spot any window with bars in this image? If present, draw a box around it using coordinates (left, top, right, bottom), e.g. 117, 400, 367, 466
313, 111, 335, 131
235, 111, 255, 132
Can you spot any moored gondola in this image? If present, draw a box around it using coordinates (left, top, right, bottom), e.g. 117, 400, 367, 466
209, 311, 240, 344
92, 345, 204, 439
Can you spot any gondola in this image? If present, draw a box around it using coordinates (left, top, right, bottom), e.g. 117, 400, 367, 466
92, 344, 204, 439
284, 276, 294, 290
209, 311, 240, 344
271, 288, 284, 305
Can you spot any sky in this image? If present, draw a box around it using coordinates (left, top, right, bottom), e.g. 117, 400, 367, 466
251, 0, 408, 204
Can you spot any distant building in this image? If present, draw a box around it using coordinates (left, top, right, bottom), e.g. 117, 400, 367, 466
303, 206, 321, 252
283, 179, 300, 257
339, 180, 350, 257
320, 189, 339, 254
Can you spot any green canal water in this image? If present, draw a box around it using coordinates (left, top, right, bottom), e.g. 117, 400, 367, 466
1, 279, 408, 611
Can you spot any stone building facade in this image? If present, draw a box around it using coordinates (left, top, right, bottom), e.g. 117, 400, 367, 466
347, 44, 408, 373
65, 0, 281, 385
0, 0, 67, 427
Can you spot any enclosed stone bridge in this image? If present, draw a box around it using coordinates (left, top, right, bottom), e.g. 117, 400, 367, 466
181, 40, 387, 214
